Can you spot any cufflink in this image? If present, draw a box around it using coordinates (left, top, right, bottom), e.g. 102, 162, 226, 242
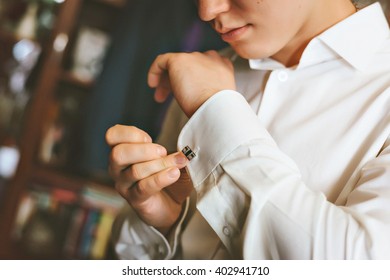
182, 146, 196, 161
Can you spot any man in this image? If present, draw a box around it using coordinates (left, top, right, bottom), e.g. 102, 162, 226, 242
106, 0, 390, 259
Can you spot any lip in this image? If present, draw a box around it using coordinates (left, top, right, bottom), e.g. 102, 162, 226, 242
219, 25, 250, 42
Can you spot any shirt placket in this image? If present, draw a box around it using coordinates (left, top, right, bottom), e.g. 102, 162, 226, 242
257, 69, 292, 128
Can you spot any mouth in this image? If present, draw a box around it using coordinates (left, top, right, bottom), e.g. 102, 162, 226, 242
217, 25, 250, 42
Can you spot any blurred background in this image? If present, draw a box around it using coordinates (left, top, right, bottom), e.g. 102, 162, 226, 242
0, 0, 388, 259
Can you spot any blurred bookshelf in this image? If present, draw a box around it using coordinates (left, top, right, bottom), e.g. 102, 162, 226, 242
13, 183, 125, 259
0, 0, 126, 259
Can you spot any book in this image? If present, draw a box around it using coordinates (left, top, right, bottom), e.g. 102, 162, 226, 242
63, 207, 88, 259
80, 184, 125, 213
12, 183, 125, 259
12, 194, 36, 240
78, 208, 101, 259
90, 210, 116, 259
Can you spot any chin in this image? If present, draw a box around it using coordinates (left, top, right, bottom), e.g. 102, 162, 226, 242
231, 42, 274, 60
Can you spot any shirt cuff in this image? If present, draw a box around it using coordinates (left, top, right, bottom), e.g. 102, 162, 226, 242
177, 90, 277, 187
114, 199, 189, 260
152, 196, 190, 259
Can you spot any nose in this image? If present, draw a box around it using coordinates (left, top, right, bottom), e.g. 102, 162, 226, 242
197, 0, 230, 22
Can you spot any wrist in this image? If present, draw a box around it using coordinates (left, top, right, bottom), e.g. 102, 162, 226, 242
155, 200, 187, 237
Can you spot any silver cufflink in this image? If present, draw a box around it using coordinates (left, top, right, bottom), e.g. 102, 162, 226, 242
182, 146, 196, 161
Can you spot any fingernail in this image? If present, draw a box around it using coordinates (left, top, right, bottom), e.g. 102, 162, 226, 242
174, 153, 187, 165
144, 135, 152, 143
157, 146, 166, 156
168, 168, 180, 178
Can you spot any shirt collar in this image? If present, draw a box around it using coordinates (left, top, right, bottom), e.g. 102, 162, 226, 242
249, 3, 390, 72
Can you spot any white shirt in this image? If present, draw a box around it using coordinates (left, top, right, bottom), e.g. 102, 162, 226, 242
113, 3, 390, 259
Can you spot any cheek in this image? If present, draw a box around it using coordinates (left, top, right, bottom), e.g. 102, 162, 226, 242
232, 0, 308, 59
243, 13, 305, 58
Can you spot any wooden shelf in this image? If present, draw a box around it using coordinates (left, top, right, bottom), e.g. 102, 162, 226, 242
0, 27, 42, 45
95, 0, 127, 8
30, 165, 86, 192
31, 163, 113, 190
0, 29, 17, 43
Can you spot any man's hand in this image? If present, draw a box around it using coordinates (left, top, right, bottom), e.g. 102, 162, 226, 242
148, 50, 236, 117
106, 125, 193, 235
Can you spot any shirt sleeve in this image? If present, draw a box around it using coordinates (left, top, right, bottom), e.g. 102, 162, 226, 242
112, 200, 189, 260
178, 90, 390, 259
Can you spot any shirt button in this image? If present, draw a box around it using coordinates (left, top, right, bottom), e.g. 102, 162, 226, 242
223, 225, 231, 236
158, 246, 165, 256
277, 71, 289, 82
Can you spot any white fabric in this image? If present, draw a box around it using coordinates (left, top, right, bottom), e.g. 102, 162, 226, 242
113, 3, 390, 259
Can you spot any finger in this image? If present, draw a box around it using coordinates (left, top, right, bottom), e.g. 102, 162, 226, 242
203, 49, 233, 66
109, 143, 167, 177
148, 54, 175, 103
164, 169, 193, 204
106, 125, 152, 147
154, 72, 172, 103
147, 53, 173, 88
129, 167, 181, 202
122, 152, 188, 183
204, 49, 220, 58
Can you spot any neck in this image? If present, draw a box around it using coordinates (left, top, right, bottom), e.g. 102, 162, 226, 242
272, 0, 357, 67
